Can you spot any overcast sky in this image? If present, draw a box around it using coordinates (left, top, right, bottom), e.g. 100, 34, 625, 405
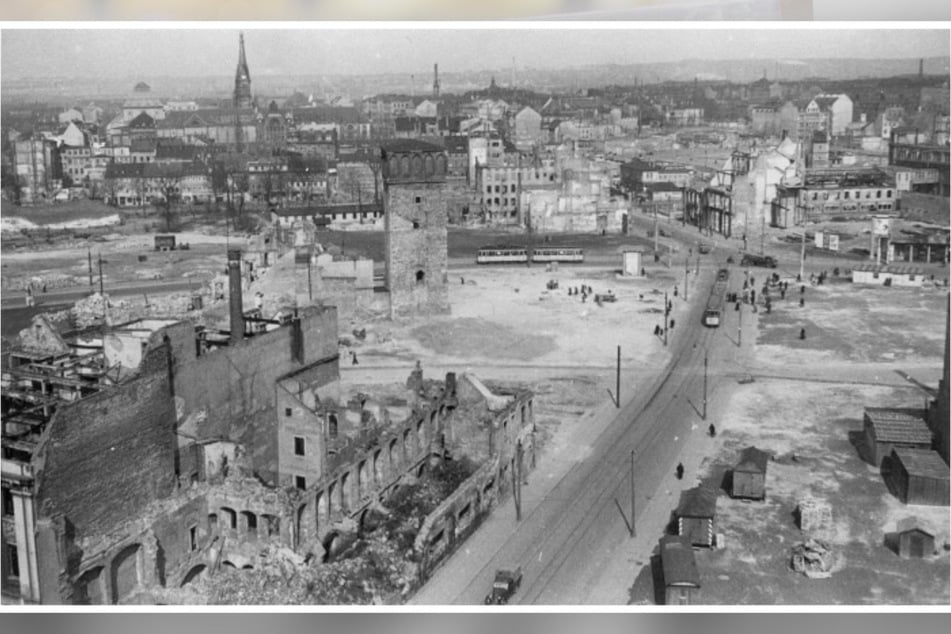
1, 28, 948, 80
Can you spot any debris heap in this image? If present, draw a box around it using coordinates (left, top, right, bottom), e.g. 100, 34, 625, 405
790, 538, 837, 578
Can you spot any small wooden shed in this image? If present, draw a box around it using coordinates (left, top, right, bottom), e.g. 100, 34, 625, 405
863, 407, 932, 466
895, 517, 936, 558
732, 446, 770, 500
886, 448, 950, 506
659, 535, 700, 605
676, 485, 718, 548
154, 234, 177, 251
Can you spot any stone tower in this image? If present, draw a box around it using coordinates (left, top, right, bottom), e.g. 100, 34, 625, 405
381, 140, 451, 318
234, 32, 252, 109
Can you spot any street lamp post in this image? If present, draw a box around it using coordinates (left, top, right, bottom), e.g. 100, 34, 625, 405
702, 351, 708, 420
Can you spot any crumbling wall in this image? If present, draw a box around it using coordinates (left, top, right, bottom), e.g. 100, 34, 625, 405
169, 305, 339, 485
35, 346, 178, 539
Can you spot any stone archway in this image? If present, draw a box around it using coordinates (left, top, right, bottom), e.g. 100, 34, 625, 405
180, 564, 207, 587
110, 543, 142, 605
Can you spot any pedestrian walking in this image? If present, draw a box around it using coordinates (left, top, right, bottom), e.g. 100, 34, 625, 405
676, 463, 684, 480
799, 297, 805, 307
708, 424, 716, 437
751, 289, 756, 304
800, 285, 806, 295
799, 327, 806, 340
670, 319, 676, 330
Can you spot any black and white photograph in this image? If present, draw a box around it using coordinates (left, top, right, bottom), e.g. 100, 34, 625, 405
0, 24, 948, 607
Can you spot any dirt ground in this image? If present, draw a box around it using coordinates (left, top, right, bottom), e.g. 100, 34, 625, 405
348, 265, 686, 373
756, 279, 948, 366
625, 277, 950, 605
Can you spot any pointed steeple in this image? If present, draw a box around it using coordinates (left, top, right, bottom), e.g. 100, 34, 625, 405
234, 32, 252, 109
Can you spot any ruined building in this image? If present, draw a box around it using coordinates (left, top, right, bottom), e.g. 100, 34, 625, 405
1, 249, 338, 604
2, 247, 535, 604
382, 140, 451, 318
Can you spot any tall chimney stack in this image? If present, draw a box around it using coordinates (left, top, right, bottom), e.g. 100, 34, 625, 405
228, 249, 245, 344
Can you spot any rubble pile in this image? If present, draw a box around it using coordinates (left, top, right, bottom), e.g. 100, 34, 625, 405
3, 272, 84, 291
70, 292, 204, 328
790, 538, 838, 578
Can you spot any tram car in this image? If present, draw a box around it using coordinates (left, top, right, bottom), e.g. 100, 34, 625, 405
702, 268, 730, 327
530, 246, 585, 263
476, 245, 529, 264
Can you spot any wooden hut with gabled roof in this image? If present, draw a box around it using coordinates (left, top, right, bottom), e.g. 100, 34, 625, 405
863, 407, 933, 466
731, 446, 770, 501
676, 485, 718, 548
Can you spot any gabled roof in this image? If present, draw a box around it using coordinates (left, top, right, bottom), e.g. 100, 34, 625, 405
864, 407, 932, 444
677, 486, 718, 518
128, 112, 155, 129
735, 446, 770, 474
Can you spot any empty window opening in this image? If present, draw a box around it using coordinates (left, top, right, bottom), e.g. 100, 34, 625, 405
294, 436, 305, 456
295, 476, 307, 490
189, 526, 198, 551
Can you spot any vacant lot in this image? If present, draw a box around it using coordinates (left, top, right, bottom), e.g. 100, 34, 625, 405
629, 278, 949, 605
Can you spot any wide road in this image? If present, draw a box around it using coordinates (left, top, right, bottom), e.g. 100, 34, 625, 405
411, 263, 737, 605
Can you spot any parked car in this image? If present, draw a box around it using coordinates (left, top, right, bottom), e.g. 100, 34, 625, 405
740, 254, 778, 268
698, 242, 712, 254
485, 567, 523, 605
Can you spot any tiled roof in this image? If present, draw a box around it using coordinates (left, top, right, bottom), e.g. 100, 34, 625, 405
380, 139, 444, 154
852, 264, 925, 276
892, 448, 950, 480
865, 408, 932, 444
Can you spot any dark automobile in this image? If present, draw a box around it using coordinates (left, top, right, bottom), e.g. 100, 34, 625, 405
485, 567, 523, 605
740, 254, 778, 268
698, 242, 712, 254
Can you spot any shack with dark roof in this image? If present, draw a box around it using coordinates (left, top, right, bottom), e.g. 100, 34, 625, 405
676, 485, 718, 548
731, 446, 770, 501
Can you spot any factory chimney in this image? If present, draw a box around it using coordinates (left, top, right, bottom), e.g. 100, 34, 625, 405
228, 249, 245, 344
433, 63, 440, 99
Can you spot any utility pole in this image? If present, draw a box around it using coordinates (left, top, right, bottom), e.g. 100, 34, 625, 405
664, 291, 669, 347
87, 248, 94, 290
799, 223, 807, 281
738, 300, 742, 347
702, 351, 709, 420
761, 216, 766, 255
97, 252, 104, 297
696, 254, 700, 275
307, 249, 313, 302
684, 256, 689, 301
630, 449, 636, 538
615, 345, 621, 409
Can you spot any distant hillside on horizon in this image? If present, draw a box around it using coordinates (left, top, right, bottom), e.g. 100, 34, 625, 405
2, 56, 948, 103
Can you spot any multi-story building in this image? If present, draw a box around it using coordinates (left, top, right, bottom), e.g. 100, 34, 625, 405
770, 168, 897, 227
889, 132, 950, 197
478, 160, 559, 223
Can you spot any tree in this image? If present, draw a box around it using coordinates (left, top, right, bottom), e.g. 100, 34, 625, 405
154, 176, 181, 232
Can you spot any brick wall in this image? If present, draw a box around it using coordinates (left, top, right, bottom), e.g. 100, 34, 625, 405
384, 182, 450, 317
168, 306, 339, 485
36, 347, 177, 539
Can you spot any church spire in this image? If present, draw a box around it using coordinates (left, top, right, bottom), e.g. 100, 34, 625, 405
234, 32, 252, 109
